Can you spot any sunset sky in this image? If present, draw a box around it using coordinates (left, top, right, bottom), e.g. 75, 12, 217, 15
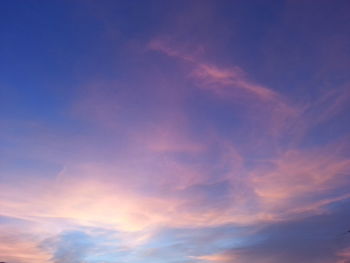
1, 1, 350, 263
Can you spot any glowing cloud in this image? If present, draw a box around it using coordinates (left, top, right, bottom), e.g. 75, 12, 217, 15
1, 1, 350, 263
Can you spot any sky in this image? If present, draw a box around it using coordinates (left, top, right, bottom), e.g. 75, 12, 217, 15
1, 1, 350, 263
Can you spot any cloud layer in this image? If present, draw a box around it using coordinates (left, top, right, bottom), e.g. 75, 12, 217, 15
1, 1, 350, 263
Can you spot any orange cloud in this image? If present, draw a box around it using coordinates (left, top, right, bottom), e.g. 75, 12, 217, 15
193, 252, 236, 262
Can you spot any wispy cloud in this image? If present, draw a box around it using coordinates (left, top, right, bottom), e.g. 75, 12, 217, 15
2, 1, 350, 262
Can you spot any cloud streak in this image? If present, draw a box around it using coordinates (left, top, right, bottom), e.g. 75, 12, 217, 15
1, 1, 350, 263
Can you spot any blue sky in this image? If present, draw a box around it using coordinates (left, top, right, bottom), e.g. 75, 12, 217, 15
1, 1, 350, 263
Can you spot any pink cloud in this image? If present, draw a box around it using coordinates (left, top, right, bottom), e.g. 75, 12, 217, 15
192, 63, 277, 101
193, 252, 235, 262
0, 227, 51, 263
149, 38, 286, 103
149, 37, 299, 140
2, 1, 350, 262
337, 247, 350, 263
249, 148, 350, 219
